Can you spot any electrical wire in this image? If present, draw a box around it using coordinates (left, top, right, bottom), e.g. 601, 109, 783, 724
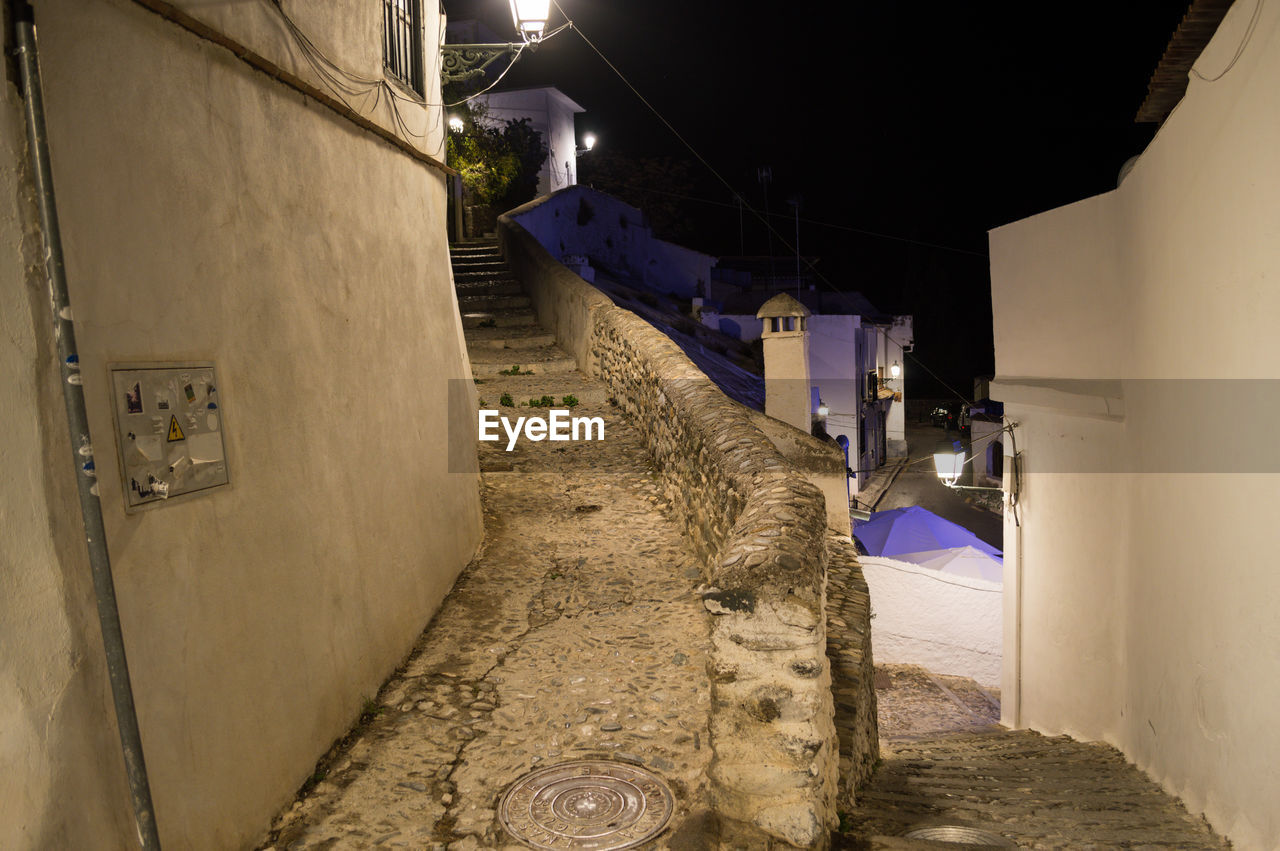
554, 1, 993, 410
266, 0, 436, 149
1190, 0, 1264, 82
585, 183, 989, 259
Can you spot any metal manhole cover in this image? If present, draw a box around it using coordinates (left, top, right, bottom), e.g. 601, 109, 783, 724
498, 760, 674, 849
901, 824, 1017, 846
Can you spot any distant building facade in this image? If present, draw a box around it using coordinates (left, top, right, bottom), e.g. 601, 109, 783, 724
702, 286, 913, 499
472, 86, 587, 196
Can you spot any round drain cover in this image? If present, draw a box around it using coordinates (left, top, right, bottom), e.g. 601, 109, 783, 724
498, 759, 674, 849
901, 824, 1017, 846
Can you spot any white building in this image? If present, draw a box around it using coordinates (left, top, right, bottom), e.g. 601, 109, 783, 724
703, 296, 913, 499
988, 2, 1280, 847
473, 86, 587, 196
511, 185, 716, 298
1, 2, 480, 847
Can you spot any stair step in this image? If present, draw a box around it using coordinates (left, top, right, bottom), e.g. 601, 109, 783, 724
470, 349, 578, 377
449, 247, 501, 259
465, 327, 556, 350
455, 279, 523, 297
461, 309, 538, 329
454, 276, 521, 290
458, 294, 531, 311
471, 376, 609, 408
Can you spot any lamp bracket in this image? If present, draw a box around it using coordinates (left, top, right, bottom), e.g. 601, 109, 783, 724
440, 43, 521, 83
944, 482, 1005, 493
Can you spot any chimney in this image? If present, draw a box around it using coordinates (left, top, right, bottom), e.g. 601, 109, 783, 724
756, 293, 813, 433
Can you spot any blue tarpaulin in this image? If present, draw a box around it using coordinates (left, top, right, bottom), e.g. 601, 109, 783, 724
853, 505, 1002, 559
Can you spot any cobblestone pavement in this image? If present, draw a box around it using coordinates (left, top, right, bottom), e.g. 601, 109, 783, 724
875, 665, 1001, 742
835, 665, 1229, 849
256, 245, 714, 849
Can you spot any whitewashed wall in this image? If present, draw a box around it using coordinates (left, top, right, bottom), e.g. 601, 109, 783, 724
513, 186, 715, 298
860, 557, 1002, 687
0, 1, 480, 848
988, 2, 1280, 847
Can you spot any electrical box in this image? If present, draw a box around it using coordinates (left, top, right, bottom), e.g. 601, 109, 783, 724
109, 362, 229, 511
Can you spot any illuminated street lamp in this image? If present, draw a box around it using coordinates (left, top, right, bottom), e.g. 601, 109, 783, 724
578, 132, 596, 154
933, 440, 966, 487
933, 424, 1020, 494
448, 115, 465, 133
441, 1, 567, 83
889, 360, 901, 380
510, 0, 551, 43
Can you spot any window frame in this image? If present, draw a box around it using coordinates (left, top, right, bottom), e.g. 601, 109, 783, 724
383, 0, 424, 97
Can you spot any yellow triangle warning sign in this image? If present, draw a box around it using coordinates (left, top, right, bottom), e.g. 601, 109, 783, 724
167, 415, 185, 442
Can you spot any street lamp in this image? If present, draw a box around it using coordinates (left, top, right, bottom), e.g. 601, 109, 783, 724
576, 132, 596, 155
933, 440, 967, 487
889, 360, 901, 380
510, 0, 551, 43
440, 1, 567, 84
933, 423, 1020, 494
448, 115, 465, 133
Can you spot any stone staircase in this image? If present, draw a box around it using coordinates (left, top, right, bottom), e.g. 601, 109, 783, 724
449, 241, 608, 471
452, 241, 579, 378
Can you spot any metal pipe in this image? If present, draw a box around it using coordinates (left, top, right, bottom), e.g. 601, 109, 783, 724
10, 2, 162, 847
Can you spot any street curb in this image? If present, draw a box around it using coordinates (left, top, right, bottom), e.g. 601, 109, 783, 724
867, 457, 910, 511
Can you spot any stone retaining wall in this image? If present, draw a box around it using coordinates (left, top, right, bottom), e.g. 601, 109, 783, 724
500, 207, 876, 846
825, 536, 880, 800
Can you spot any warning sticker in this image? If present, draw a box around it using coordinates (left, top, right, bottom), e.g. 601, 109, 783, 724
167, 415, 186, 442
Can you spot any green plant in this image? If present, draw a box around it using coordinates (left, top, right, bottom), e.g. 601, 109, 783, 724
446, 104, 547, 208
499, 364, 532, 375
478, 399, 487, 407
499, 393, 514, 407
526, 395, 556, 407
561, 394, 579, 408
359, 698, 385, 725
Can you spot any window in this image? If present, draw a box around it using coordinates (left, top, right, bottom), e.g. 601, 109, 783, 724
383, 0, 423, 95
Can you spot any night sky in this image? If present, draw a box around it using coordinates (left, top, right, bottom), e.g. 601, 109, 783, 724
446, 1, 1194, 399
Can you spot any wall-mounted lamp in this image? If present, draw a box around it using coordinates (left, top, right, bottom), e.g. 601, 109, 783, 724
889, 360, 901, 380
817, 399, 830, 419
933, 422, 1020, 495
933, 440, 968, 487
441, 0, 568, 83
448, 115, 465, 133
576, 133, 596, 155
509, 0, 551, 43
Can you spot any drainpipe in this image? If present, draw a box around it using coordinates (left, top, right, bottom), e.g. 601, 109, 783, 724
10, 3, 162, 848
